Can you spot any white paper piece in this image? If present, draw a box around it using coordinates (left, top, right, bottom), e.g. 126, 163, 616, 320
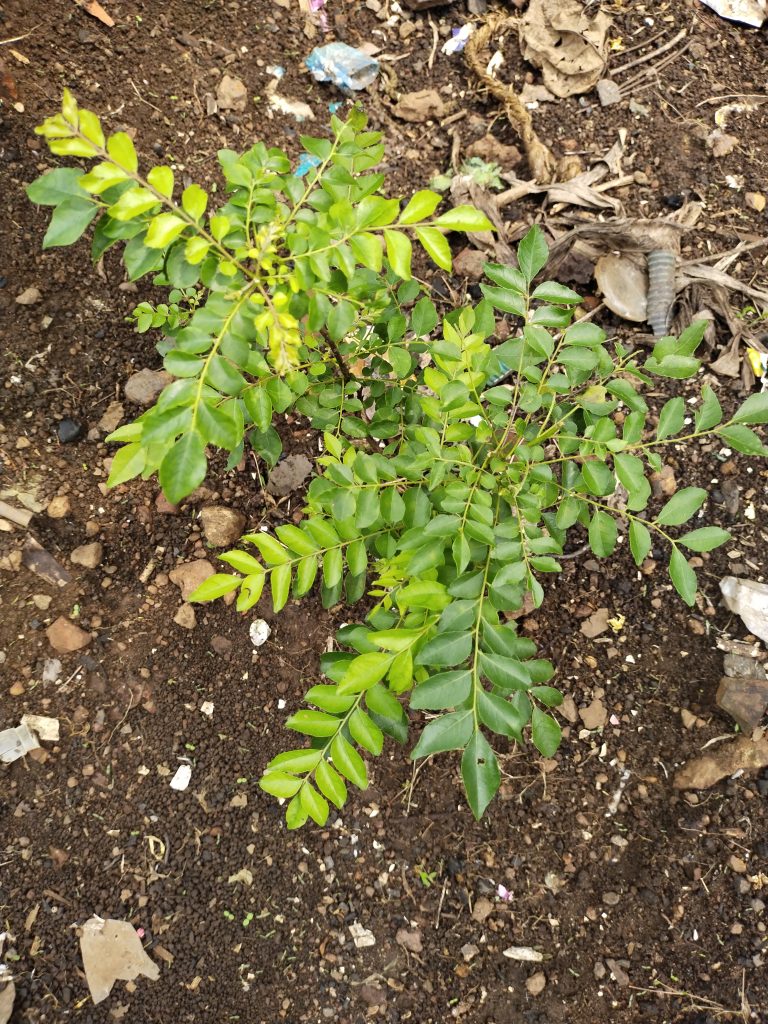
249, 619, 271, 647
699, 0, 766, 26
0, 723, 40, 764
169, 764, 192, 791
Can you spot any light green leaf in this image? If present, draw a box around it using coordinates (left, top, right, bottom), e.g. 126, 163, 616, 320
414, 227, 451, 271
717, 424, 768, 456
338, 652, 392, 695
628, 519, 652, 566
258, 772, 303, 799
695, 385, 722, 432
410, 670, 471, 710
517, 224, 548, 283
399, 189, 442, 225
349, 708, 384, 755
461, 730, 500, 819
669, 546, 697, 606
300, 782, 329, 826
106, 442, 146, 488
678, 527, 731, 552
107, 131, 138, 172
147, 165, 174, 197
656, 486, 707, 526
145, 213, 187, 248
415, 631, 472, 668
613, 452, 651, 512
182, 184, 208, 220
588, 510, 618, 558
286, 709, 339, 738
384, 229, 413, 280
434, 205, 493, 232
330, 734, 368, 789
271, 562, 292, 612
732, 391, 768, 425
42, 199, 98, 248
159, 431, 207, 504
316, 760, 347, 808
189, 574, 241, 602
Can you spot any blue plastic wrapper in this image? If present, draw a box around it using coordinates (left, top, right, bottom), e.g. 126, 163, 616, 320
305, 43, 379, 91
294, 153, 322, 177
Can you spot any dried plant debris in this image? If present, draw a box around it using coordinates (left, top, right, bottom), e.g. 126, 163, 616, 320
520, 0, 611, 98
79, 917, 160, 1004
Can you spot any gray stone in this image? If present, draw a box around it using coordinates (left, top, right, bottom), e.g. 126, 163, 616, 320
124, 369, 172, 406
716, 676, 768, 732
266, 454, 313, 497
46, 617, 91, 654
70, 542, 103, 569
169, 559, 215, 601
201, 506, 246, 547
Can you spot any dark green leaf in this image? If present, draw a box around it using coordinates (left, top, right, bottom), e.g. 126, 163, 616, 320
410, 710, 473, 758
669, 546, 697, 606
656, 486, 707, 526
159, 431, 207, 504
530, 707, 561, 757
461, 731, 500, 819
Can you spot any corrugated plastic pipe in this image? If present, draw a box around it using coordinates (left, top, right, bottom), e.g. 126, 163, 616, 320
646, 249, 677, 337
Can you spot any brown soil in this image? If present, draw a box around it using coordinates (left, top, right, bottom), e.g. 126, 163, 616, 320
1, 1, 767, 1022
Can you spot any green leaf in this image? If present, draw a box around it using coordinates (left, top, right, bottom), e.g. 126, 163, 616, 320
349, 708, 384, 755
613, 453, 651, 512
243, 387, 272, 432
732, 392, 768, 425
414, 227, 452, 271
530, 686, 563, 708
271, 562, 292, 612
27, 167, 88, 206
338, 652, 392, 694
384, 229, 413, 280
159, 431, 207, 504
349, 232, 383, 272
434, 205, 493, 232
107, 131, 138, 172
669, 546, 697, 606
316, 760, 347, 808
106, 442, 146, 488
267, 748, 322, 773
410, 710, 473, 758
285, 793, 308, 830
581, 461, 615, 496
479, 283, 527, 317
147, 165, 174, 197
415, 631, 472, 668
588, 510, 618, 558
182, 184, 208, 220
695, 385, 722, 432
657, 396, 685, 440
477, 690, 525, 740
300, 782, 329, 826
328, 299, 356, 342
145, 212, 188, 248
189, 574, 241, 602
306, 685, 356, 714
678, 527, 731, 552
517, 224, 548, 283
461, 731, 500, 819
717, 424, 768, 456
410, 670, 471, 710
399, 189, 442, 225
645, 354, 700, 379
330, 734, 368, 789
41, 198, 99, 249
531, 281, 581, 305
656, 486, 707, 526
258, 772, 303, 799
628, 519, 652, 566
530, 707, 561, 757
286, 709, 339, 738
479, 652, 530, 691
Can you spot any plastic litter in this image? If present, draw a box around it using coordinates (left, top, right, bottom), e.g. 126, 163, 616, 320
169, 764, 192, 791
305, 43, 379, 91
269, 94, 315, 122
266, 65, 285, 79
295, 153, 322, 177
698, 0, 766, 27
646, 249, 677, 337
747, 347, 768, 388
20, 714, 60, 742
442, 24, 474, 55
80, 916, 160, 1005
721, 576, 768, 644
0, 722, 40, 764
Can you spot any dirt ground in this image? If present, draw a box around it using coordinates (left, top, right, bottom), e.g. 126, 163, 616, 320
1, 1, 768, 1022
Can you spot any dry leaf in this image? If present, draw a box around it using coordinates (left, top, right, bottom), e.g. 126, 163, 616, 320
706, 130, 739, 158
80, 917, 159, 1004
745, 191, 766, 213
78, 0, 115, 27
9, 49, 30, 65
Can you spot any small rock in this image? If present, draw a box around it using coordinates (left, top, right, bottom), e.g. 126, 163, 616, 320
723, 652, 766, 680
47, 495, 71, 519
201, 505, 246, 547
729, 855, 747, 873
96, 401, 124, 433
211, 635, 233, 655
393, 88, 447, 123
70, 542, 103, 569
46, 616, 91, 654
57, 419, 83, 444
42, 658, 62, 683
580, 698, 608, 730
358, 984, 386, 1007
596, 79, 622, 106
216, 74, 248, 111
674, 735, 768, 790
650, 465, 677, 498
453, 248, 487, 281
605, 958, 630, 987
720, 577, 768, 645
681, 708, 702, 730
461, 943, 479, 961
471, 896, 494, 923
155, 492, 179, 515
580, 607, 610, 638
173, 604, 196, 629
169, 559, 215, 601
395, 928, 423, 953
745, 191, 766, 213
465, 132, 522, 168
602, 891, 620, 906
267, 454, 313, 497
560, 694, 578, 723
526, 972, 546, 996
170, 764, 192, 790
10, 681, 26, 696
32, 594, 52, 610
503, 946, 544, 962
348, 922, 376, 949
124, 369, 172, 406
716, 676, 768, 732
16, 285, 42, 305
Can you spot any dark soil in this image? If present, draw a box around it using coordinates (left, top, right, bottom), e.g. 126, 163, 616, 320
1, 1, 767, 1022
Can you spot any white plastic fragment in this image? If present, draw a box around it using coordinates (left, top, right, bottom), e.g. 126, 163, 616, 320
20, 714, 60, 742
200, 701, 215, 717
699, 0, 766, 27
249, 619, 271, 647
79, 916, 160, 1005
0, 723, 40, 764
721, 576, 768, 644
169, 764, 192, 791
503, 946, 544, 962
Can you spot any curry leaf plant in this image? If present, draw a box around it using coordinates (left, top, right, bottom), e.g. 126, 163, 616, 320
30, 91, 768, 828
